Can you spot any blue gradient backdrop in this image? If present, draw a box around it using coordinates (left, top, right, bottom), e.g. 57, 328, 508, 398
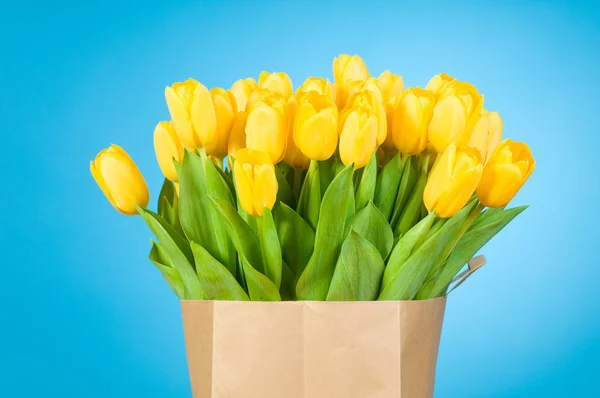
2, 0, 599, 396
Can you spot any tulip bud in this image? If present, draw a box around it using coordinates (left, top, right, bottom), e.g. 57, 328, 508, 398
333, 54, 370, 108
230, 78, 257, 112
283, 96, 310, 169
233, 148, 278, 217
296, 77, 333, 99
459, 110, 502, 163
198, 88, 237, 158
246, 93, 288, 163
377, 71, 405, 149
227, 111, 248, 168
347, 77, 383, 103
339, 105, 378, 169
258, 71, 293, 98
476, 139, 535, 208
391, 88, 435, 155
293, 92, 338, 161
165, 78, 206, 148
424, 144, 483, 218
154, 121, 184, 182
90, 144, 149, 215
425, 73, 454, 96
428, 81, 483, 153
341, 89, 387, 146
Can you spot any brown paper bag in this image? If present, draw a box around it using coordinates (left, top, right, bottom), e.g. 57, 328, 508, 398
181, 256, 486, 398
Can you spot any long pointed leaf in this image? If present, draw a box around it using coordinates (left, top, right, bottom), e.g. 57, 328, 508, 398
297, 160, 321, 229
273, 203, 315, 281
355, 153, 378, 212
191, 242, 249, 300
259, 208, 282, 289
239, 255, 281, 301
149, 241, 185, 299
374, 152, 404, 220
326, 230, 385, 301
346, 201, 394, 260
296, 164, 355, 300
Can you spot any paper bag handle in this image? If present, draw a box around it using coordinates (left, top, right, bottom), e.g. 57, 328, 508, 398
445, 255, 486, 295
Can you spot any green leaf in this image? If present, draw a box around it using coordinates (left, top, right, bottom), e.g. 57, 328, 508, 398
178, 150, 236, 275
297, 160, 321, 229
381, 212, 436, 290
275, 163, 296, 209
319, 156, 336, 196
395, 171, 427, 236
157, 178, 175, 217
280, 260, 297, 300
273, 202, 315, 281
346, 201, 394, 260
374, 152, 404, 220
390, 156, 419, 230
204, 157, 237, 274
137, 206, 203, 299
420, 205, 528, 299
239, 255, 281, 301
190, 242, 249, 300
326, 230, 385, 301
296, 164, 355, 300
355, 153, 378, 212
149, 241, 185, 299
208, 197, 264, 275
211, 160, 236, 201
378, 201, 477, 300
258, 208, 282, 289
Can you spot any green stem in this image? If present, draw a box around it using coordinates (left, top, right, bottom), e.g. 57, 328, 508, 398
293, 168, 303, 202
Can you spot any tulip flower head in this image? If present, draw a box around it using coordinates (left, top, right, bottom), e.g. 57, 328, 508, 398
258, 71, 293, 99
424, 144, 483, 218
154, 121, 184, 182
296, 77, 333, 100
476, 139, 535, 208
428, 81, 483, 153
233, 148, 279, 217
230, 78, 257, 112
333, 54, 370, 108
391, 88, 435, 156
425, 73, 454, 96
294, 91, 338, 161
460, 110, 502, 164
339, 104, 379, 169
165, 78, 206, 149
90, 144, 149, 215
227, 111, 248, 168
245, 93, 288, 164
283, 96, 310, 170
342, 89, 387, 146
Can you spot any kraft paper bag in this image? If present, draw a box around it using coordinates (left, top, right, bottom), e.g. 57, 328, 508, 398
182, 299, 445, 398
181, 256, 486, 398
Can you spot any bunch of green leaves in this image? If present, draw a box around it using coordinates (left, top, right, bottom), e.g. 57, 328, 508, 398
139, 150, 527, 302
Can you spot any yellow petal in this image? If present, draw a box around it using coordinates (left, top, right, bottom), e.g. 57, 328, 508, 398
428, 95, 467, 152
252, 163, 278, 217
233, 159, 256, 216
154, 121, 183, 182
477, 163, 523, 208
245, 100, 287, 163
190, 83, 217, 150
435, 165, 482, 218
165, 86, 197, 148
297, 108, 338, 160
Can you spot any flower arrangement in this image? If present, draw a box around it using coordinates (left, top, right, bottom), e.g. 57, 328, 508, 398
91, 54, 535, 302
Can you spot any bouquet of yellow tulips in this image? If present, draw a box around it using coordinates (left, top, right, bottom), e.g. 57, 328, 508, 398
91, 54, 535, 302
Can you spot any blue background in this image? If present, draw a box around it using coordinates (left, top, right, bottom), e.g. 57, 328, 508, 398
2, 0, 599, 396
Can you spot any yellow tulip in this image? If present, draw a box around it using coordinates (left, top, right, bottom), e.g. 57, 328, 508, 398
198, 88, 237, 158
154, 121, 184, 182
296, 77, 332, 99
428, 81, 483, 153
391, 88, 435, 156
347, 77, 383, 103
233, 148, 278, 217
425, 73, 454, 96
227, 111, 248, 168
341, 89, 387, 146
165, 78, 205, 148
424, 144, 483, 218
460, 110, 502, 163
377, 70, 405, 104
90, 144, 149, 215
245, 93, 288, 163
230, 78, 257, 112
258, 71, 293, 98
333, 54, 370, 108
339, 105, 378, 169
294, 92, 338, 161
283, 96, 310, 169
476, 139, 535, 208
246, 88, 274, 111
